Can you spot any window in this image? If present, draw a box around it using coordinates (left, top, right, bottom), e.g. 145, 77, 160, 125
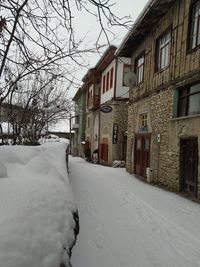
178, 83, 200, 117
140, 113, 148, 128
156, 30, 171, 71
106, 72, 109, 91
123, 64, 131, 86
189, 0, 200, 49
135, 53, 144, 84
110, 67, 114, 89
102, 76, 106, 93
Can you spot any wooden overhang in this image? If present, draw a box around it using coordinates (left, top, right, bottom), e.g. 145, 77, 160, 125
72, 87, 82, 102
116, 0, 175, 57
81, 45, 117, 91
95, 45, 117, 73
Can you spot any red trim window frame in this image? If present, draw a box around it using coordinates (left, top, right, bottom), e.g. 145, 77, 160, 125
106, 71, 109, 91
110, 67, 114, 89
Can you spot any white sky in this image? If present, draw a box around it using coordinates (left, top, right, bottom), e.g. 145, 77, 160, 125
53, 0, 149, 132
69, 0, 149, 98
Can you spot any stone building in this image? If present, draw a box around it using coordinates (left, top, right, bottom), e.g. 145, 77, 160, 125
78, 45, 130, 165
117, 0, 200, 198
82, 67, 101, 161
99, 49, 130, 166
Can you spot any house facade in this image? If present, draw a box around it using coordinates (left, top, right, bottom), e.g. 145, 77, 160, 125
99, 51, 130, 166
72, 87, 86, 157
117, 0, 200, 198
75, 45, 131, 165
82, 67, 101, 161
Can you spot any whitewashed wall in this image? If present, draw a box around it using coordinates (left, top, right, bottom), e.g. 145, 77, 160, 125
115, 57, 131, 98
100, 59, 115, 105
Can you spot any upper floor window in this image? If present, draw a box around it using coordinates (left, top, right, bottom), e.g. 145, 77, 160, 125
156, 29, 171, 71
88, 89, 93, 99
178, 82, 200, 117
110, 67, 114, 89
103, 76, 106, 94
106, 72, 109, 91
123, 64, 131, 86
135, 53, 144, 84
189, 0, 200, 49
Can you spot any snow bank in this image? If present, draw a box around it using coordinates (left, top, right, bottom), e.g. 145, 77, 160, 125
0, 141, 76, 267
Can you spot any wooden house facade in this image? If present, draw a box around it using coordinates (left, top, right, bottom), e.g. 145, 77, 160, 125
117, 0, 200, 198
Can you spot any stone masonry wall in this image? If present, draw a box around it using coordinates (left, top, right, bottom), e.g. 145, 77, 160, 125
100, 100, 128, 166
127, 88, 179, 191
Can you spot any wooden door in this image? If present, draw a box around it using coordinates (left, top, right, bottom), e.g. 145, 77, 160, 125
180, 138, 198, 195
100, 143, 108, 162
134, 134, 151, 177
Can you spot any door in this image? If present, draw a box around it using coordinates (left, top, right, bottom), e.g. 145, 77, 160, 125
180, 138, 198, 195
134, 134, 151, 177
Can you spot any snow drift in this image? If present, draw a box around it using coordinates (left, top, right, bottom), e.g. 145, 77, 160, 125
0, 141, 77, 267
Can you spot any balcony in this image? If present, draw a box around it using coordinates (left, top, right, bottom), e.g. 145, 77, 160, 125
87, 95, 100, 111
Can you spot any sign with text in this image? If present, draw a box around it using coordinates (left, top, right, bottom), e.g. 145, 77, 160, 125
112, 123, 118, 144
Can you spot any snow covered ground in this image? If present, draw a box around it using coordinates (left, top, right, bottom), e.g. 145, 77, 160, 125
0, 141, 76, 267
69, 156, 200, 267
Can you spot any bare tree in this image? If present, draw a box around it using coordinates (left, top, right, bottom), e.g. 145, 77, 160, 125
0, 0, 131, 142
5, 71, 73, 144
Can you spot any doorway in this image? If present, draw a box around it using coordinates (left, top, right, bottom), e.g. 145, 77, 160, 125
180, 138, 198, 196
134, 134, 151, 177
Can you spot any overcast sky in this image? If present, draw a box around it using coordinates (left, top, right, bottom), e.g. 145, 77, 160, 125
53, 0, 149, 132
69, 0, 149, 97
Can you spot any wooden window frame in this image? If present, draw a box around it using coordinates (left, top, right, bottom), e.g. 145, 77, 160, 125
135, 52, 145, 84
155, 28, 171, 72
140, 113, 148, 128
177, 82, 200, 117
187, 0, 200, 51
110, 67, 114, 89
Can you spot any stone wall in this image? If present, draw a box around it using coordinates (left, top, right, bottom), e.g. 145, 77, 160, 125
100, 99, 128, 166
126, 88, 179, 190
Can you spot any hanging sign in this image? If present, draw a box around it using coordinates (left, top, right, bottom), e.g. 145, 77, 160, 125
112, 123, 118, 144
100, 105, 113, 113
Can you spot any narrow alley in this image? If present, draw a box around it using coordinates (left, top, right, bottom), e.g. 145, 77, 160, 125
69, 156, 200, 267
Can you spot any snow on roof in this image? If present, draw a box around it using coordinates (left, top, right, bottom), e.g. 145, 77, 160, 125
0, 141, 76, 267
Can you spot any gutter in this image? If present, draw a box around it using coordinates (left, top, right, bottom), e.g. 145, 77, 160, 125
115, 0, 156, 56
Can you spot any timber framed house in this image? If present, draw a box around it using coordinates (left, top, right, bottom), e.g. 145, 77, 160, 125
117, 0, 200, 198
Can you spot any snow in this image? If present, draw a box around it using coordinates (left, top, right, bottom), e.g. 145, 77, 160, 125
0, 141, 76, 267
69, 156, 200, 267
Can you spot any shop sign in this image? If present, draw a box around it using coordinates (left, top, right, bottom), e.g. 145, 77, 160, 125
100, 105, 113, 113
112, 123, 118, 144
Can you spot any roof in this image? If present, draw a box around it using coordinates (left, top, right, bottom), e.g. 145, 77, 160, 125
95, 45, 117, 73
80, 45, 117, 90
72, 87, 82, 101
116, 0, 175, 57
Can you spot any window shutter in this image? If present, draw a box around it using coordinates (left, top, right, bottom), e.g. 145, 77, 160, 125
172, 89, 179, 118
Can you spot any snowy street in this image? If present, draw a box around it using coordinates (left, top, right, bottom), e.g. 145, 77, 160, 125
69, 156, 200, 267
